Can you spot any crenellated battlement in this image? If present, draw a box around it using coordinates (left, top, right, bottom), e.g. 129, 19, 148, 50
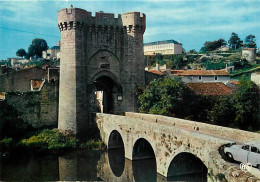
58, 6, 146, 136
58, 7, 146, 33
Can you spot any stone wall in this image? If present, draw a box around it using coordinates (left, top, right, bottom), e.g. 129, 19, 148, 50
0, 67, 47, 92
2, 82, 59, 128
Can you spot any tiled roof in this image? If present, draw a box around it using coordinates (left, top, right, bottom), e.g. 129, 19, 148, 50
144, 40, 181, 46
187, 83, 233, 96
227, 80, 240, 85
146, 70, 164, 75
171, 70, 229, 76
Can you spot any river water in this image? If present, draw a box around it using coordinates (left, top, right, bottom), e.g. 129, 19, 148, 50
0, 148, 207, 181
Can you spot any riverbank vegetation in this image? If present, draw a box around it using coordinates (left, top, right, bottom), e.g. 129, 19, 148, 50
0, 129, 106, 158
138, 77, 259, 131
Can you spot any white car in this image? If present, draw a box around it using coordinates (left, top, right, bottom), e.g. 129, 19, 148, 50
224, 141, 260, 169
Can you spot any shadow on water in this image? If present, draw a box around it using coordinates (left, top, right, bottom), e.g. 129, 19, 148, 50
0, 150, 207, 182
132, 158, 157, 182
108, 148, 125, 177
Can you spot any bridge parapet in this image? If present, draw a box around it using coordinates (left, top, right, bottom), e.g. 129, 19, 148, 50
125, 112, 260, 143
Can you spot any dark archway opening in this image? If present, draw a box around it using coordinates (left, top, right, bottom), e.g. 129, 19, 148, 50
94, 76, 115, 114
132, 138, 155, 160
107, 130, 125, 177
132, 138, 156, 182
167, 152, 207, 182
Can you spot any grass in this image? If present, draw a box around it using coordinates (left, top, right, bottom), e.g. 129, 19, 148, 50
20, 129, 78, 150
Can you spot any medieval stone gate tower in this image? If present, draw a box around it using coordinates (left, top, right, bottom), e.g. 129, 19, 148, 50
57, 6, 146, 135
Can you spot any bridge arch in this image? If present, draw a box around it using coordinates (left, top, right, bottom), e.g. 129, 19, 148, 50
107, 130, 125, 177
132, 138, 156, 160
166, 152, 207, 180
132, 138, 157, 182
108, 130, 124, 149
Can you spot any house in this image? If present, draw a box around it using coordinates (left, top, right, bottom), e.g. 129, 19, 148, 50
187, 82, 233, 96
42, 42, 61, 59
242, 48, 256, 63
144, 40, 184, 55
171, 70, 230, 83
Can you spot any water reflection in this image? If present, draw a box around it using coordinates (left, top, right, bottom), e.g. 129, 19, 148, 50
132, 159, 157, 182
0, 150, 207, 182
108, 148, 125, 177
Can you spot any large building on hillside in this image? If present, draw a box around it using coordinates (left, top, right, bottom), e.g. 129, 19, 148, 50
144, 40, 184, 55
171, 70, 230, 83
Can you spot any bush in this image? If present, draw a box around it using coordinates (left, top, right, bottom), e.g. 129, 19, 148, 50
79, 139, 106, 150
20, 129, 78, 150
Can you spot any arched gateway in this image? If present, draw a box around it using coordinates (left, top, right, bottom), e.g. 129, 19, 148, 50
57, 6, 146, 135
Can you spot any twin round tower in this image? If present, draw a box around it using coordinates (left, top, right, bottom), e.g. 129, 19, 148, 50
57, 6, 146, 136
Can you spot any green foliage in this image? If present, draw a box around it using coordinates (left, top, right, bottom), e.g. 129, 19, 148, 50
27, 38, 48, 58
0, 138, 13, 146
138, 77, 259, 131
187, 49, 197, 54
232, 79, 259, 130
20, 129, 78, 150
228, 32, 243, 50
200, 39, 226, 53
16, 48, 27, 58
79, 139, 106, 150
139, 77, 195, 117
244, 34, 256, 48
207, 95, 236, 127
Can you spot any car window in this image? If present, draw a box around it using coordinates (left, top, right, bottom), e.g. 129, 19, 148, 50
242, 145, 249, 151
251, 146, 260, 154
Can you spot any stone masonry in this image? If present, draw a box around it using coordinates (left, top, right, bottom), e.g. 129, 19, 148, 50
96, 112, 260, 181
58, 6, 146, 136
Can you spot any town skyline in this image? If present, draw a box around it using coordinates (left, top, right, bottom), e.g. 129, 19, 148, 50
0, 0, 260, 60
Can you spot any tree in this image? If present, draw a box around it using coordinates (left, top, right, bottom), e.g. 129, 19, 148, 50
27, 38, 48, 58
188, 49, 197, 54
232, 79, 259, 131
244, 34, 256, 48
200, 39, 226, 52
16, 48, 26, 58
228, 32, 243, 50
207, 95, 236, 127
138, 77, 195, 118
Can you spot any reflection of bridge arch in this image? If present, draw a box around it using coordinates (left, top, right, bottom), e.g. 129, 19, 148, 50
167, 152, 207, 181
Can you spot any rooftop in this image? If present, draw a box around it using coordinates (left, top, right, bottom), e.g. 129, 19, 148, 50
145, 70, 164, 76
171, 70, 229, 76
50, 46, 60, 50
187, 82, 233, 96
144, 40, 181, 46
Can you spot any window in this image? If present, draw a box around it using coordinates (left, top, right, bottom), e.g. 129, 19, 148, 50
198, 76, 202, 80
251, 146, 260, 153
242, 145, 249, 151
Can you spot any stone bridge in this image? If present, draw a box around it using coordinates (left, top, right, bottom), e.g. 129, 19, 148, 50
96, 112, 260, 181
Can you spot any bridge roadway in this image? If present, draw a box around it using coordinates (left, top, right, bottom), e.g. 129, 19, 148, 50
96, 112, 260, 182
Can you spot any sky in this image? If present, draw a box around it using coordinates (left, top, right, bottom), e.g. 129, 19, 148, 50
0, 0, 260, 60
